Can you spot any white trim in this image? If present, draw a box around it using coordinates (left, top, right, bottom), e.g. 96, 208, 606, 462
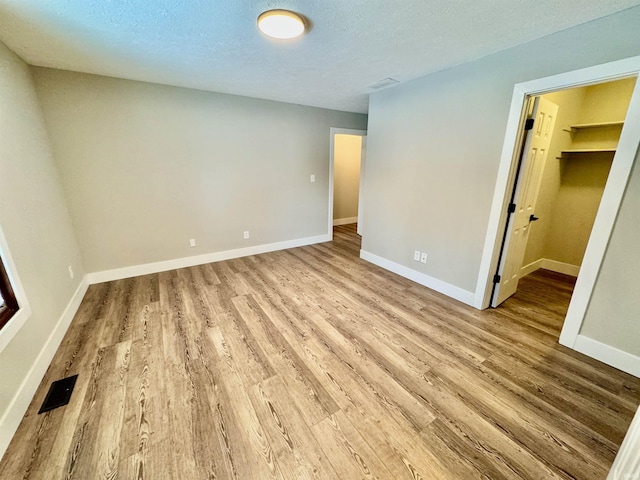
0, 277, 88, 458
360, 249, 475, 306
87, 234, 330, 284
474, 85, 530, 309
329, 128, 367, 241
0, 308, 32, 355
520, 259, 544, 278
561, 78, 640, 348
542, 259, 579, 277
0, 225, 32, 354
474, 56, 640, 354
519, 258, 580, 278
357, 136, 367, 236
333, 217, 358, 226
608, 405, 640, 480
574, 335, 640, 378
517, 56, 640, 94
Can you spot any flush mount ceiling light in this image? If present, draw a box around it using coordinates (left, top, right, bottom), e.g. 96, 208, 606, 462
257, 9, 306, 40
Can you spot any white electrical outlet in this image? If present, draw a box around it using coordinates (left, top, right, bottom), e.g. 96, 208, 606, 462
420, 252, 428, 264
243, 231, 250, 239
413, 250, 421, 261
310, 174, 316, 183
189, 238, 196, 247
68, 266, 75, 279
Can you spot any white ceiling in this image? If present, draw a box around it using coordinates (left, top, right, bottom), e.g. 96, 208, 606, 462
1, 1, 639, 113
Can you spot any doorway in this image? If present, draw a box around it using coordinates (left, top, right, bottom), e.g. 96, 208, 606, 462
492, 77, 636, 309
475, 55, 640, 374
328, 128, 367, 239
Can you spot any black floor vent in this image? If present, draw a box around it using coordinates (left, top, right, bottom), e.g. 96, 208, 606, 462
38, 374, 78, 414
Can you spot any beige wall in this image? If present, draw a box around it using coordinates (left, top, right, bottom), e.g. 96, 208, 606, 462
579, 78, 638, 123
0, 44, 84, 432
32, 69, 367, 273
523, 78, 635, 269
523, 87, 586, 267
545, 153, 614, 266
363, 7, 640, 357
333, 134, 362, 221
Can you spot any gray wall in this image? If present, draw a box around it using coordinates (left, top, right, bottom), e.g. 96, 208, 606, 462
580, 78, 640, 355
581, 148, 640, 355
2, 5, 640, 445
33, 69, 367, 273
0, 44, 84, 431
363, 7, 640, 353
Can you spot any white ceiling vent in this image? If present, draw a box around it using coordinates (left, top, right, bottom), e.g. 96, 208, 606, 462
367, 78, 400, 91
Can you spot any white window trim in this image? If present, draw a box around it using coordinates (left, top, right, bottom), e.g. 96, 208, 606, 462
0, 224, 31, 353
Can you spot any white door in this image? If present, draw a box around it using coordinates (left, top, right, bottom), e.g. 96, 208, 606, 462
492, 96, 559, 307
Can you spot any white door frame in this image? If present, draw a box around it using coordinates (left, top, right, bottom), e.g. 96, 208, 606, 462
357, 136, 367, 236
328, 127, 367, 240
474, 55, 640, 352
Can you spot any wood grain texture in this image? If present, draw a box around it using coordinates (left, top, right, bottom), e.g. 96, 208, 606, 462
1, 224, 639, 479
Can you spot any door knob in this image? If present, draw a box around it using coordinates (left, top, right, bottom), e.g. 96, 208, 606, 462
529, 214, 539, 222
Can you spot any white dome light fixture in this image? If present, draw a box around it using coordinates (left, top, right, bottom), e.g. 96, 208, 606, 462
257, 9, 306, 40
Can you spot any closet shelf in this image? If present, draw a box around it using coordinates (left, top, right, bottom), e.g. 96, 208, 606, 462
556, 148, 616, 159
563, 121, 624, 132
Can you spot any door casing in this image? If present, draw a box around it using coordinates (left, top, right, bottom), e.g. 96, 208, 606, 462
475, 55, 640, 353
357, 136, 367, 236
328, 128, 367, 240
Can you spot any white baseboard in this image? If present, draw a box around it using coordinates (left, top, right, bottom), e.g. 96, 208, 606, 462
519, 258, 579, 278
87, 234, 331, 284
574, 334, 640, 378
0, 277, 89, 458
359, 250, 475, 306
542, 259, 580, 277
333, 217, 358, 226
520, 259, 544, 278
608, 405, 640, 480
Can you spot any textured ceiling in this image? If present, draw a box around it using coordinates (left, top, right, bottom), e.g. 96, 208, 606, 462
1, 1, 640, 113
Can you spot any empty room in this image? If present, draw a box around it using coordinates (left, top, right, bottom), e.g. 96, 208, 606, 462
1, 2, 640, 479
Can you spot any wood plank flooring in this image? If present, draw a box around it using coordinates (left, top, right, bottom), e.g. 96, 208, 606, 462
1, 224, 639, 479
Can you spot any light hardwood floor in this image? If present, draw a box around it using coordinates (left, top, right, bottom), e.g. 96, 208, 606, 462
1, 224, 639, 479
